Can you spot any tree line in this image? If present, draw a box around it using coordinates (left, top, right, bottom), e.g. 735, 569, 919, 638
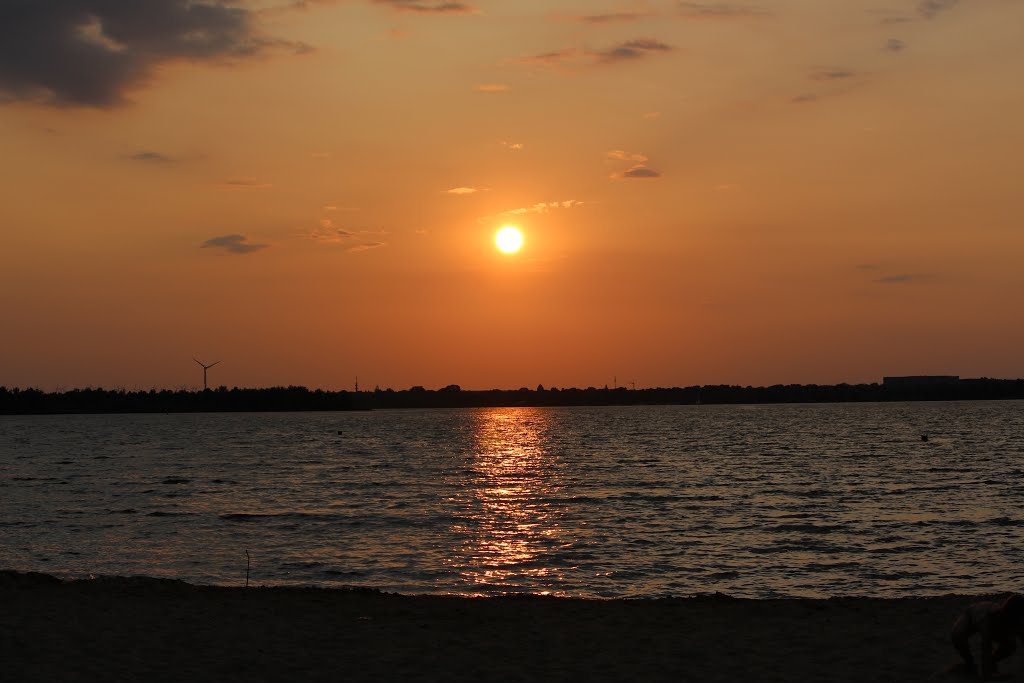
0, 378, 1022, 414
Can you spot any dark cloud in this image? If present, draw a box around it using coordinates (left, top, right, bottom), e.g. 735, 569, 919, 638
918, 0, 959, 19
677, 2, 768, 18
130, 150, 174, 163
885, 38, 907, 53
201, 234, 269, 254
595, 39, 672, 64
374, 0, 476, 14
791, 93, 818, 104
0, 1, 305, 108
622, 164, 661, 178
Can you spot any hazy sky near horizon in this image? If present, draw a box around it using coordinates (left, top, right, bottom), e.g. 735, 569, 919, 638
2, 0, 1022, 391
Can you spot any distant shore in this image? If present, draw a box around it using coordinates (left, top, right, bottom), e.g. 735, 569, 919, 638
0, 570, 1012, 681
1, 378, 1022, 415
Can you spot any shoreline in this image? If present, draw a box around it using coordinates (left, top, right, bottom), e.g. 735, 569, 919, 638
2, 571, 1013, 681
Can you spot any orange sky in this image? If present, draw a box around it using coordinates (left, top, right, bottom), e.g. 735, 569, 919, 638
1, 0, 1022, 391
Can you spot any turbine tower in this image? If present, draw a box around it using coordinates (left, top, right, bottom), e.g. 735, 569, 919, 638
193, 357, 221, 390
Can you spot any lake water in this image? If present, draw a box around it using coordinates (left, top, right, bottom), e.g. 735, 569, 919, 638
1, 402, 1022, 598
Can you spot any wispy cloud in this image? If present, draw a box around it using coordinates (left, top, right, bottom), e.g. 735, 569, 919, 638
445, 187, 487, 195
575, 12, 649, 24
307, 219, 389, 248
475, 84, 511, 92
619, 164, 662, 179
201, 234, 269, 254
875, 273, 934, 284
677, 2, 769, 19
508, 40, 671, 69
479, 200, 584, 224
594, 39, 672, 65
130, 151, 175, 164
810, 69, 856, 81
374, 0, 477, 14
217, 178, 273, 190
793, 69, 862, 105
506, 48, 581, 67
346, 242, 387, 252
885, 38, 907, 53
0, 1, 308, 108
500, 140, 524, 151
607, 150, 648, 162
918, 0, 959, 19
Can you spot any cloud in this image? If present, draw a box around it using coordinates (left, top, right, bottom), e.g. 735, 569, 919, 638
0, 1, 306, 108
479, 200, 584, 224
346, 241, 387, 252
810, 69, 856, 81
791, 93, 818, 104
885, 38, 907, 53
607, 150, 648, 162
374, 0, 477, 14
643, 111, 662, 119
130, 150, 174, 164
475, 84, 510, 92
201, 234, 269, 254
594, 39, 672, 64
576, 13, 648, 24
445, 187, 486, 195
307, 221, 389, 245
875, 273, 933, 284
217, 178, 273, 190
677, 2, 769, 19
509, 40, 671, 69
500, 140, 524, 151
507, 48, 580, 66
620, 164, 662, 178
918, 0, 959, 19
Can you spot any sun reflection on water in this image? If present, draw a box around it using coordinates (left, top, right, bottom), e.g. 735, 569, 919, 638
447, 408, 571, 594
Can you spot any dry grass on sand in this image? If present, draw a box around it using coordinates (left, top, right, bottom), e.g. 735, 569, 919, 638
2, 571, 1021, 682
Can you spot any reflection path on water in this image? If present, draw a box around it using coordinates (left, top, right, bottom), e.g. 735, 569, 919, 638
446, 408, 573, 594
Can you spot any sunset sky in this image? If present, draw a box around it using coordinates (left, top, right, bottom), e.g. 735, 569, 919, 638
2, 0, 1022, 391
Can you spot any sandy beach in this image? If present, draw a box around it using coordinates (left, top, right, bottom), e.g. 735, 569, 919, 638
1, 571, 1015, 682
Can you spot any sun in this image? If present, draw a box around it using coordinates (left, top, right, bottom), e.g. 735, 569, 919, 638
495, 226, 523, 253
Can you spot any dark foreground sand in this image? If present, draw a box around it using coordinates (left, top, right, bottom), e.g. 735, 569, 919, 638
1, 571, 1017, 682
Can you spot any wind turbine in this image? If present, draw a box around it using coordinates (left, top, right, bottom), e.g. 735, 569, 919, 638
193, 357, 221, 390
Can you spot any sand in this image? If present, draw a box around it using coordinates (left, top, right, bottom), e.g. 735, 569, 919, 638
1, 571, 1016, 682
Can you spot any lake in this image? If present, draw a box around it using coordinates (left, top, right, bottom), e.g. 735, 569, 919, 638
1, 401, 1022, 598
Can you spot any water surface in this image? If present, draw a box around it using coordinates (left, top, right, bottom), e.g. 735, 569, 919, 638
2, 402, 1022, 598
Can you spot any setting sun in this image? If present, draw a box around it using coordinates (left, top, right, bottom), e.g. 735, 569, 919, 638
496, 227, 523, 253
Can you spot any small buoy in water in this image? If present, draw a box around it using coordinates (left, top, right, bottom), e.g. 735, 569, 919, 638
337, 430, 344, 435
921, 434, 929, 442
